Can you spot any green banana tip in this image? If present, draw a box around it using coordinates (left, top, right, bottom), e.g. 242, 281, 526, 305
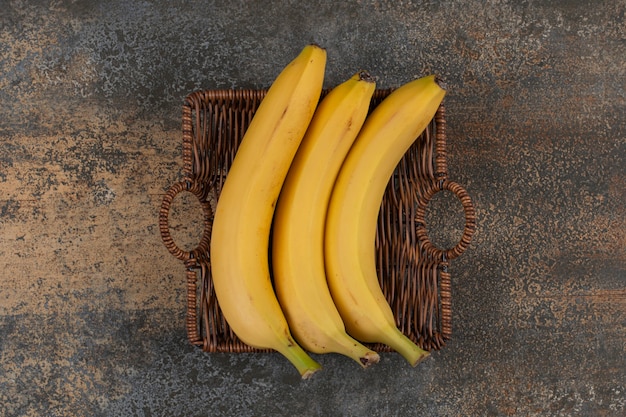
300, 365, 322, 380
410, 349, 431, 367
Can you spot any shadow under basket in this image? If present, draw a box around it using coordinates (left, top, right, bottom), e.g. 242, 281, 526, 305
160, 88, 476, 353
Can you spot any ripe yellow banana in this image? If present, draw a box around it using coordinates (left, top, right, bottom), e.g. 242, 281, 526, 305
324, 75, 445, 366
210, 44, 326, 378
272, 71, 380, 368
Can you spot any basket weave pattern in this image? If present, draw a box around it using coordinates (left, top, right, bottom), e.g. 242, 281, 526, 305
160, 89, 475, 353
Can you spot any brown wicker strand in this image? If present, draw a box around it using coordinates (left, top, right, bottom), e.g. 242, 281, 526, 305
434, 104, 448, 181
184, 259, 202, 346
439, 261, 452, 341
182, 98, 194, 177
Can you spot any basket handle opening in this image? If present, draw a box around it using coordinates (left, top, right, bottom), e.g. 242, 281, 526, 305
415, 180, 476, 262
159, 179, 213, 262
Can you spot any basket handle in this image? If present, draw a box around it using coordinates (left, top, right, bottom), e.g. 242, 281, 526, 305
415, 180, 476, 261
159, 179, 213, 261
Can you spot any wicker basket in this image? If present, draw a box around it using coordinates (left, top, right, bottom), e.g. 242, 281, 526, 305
159, 88, 475, 353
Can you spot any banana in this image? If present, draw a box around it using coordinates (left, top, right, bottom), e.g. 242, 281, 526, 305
324, 75, 445, 366
272, 71, 380, 368
210, 44, 326, 378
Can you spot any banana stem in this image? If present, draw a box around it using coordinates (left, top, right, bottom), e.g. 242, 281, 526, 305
331, 337, 380, 368
275, 338, 322, 379
384, 328, 430, 367
358, 351, 381, 368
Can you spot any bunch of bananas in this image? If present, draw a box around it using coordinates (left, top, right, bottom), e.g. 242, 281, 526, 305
210, 44, 446, 378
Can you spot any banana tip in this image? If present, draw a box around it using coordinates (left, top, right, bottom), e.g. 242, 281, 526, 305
357, 70, 376, 83
307, 42, 326, 51
360, 351, 381, 368
300, 367, 321, 380
434, 75, 447, 91
411, 350, 431, 367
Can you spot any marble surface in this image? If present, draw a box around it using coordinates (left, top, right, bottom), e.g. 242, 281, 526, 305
0, 1, 624, 416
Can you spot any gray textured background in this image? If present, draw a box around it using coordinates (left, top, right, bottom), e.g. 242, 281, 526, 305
1, 1, 624, 416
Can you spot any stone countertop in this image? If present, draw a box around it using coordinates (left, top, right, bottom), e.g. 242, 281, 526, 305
0, 1, 624, 416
